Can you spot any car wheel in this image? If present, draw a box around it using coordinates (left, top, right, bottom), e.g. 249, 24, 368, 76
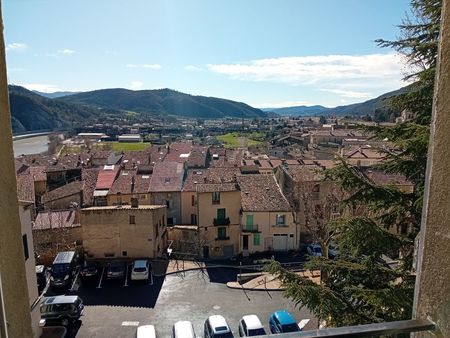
60, 317, 70, 326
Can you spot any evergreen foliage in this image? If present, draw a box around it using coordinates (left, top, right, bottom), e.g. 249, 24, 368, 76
268, 0, 441, 326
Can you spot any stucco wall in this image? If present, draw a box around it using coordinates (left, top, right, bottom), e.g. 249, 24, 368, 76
181, 191, 197, 225
106, 193, 151, 206
151, 192, 181, 225
81, 206, 166, 259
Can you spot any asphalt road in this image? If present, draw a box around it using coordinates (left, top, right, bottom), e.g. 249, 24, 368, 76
66, 267, 317, 337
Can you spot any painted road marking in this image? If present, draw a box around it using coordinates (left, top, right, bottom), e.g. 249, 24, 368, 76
97, 266, 105, 289
124, 263, 130, 287
121, 321, 140, 326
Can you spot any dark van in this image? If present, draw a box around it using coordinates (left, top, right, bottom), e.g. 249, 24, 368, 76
40, 295, 84, 327
50, 251, 79, 288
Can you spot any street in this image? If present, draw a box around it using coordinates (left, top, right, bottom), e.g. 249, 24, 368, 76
59, 266, 316, 337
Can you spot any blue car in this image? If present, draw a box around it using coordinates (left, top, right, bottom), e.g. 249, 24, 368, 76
269, 310, 300, 334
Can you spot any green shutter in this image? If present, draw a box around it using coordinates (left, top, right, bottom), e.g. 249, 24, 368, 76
253, 233, 260, 246
246, 215, 254, 229
218, 227, 227, 239
217, 208, 226, 219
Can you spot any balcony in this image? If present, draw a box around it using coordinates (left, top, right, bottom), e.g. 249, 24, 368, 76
272, 223, 289, 228
215, 236, 230, 241
241, 224, 259, 233
213, 217, 230, 226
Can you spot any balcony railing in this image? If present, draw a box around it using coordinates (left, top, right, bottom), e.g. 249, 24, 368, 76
241, 224, 259, 233
272, 223, 289, 227
213, 217, 230, 226
215, 236, 230, 241
253, 318, 435, 337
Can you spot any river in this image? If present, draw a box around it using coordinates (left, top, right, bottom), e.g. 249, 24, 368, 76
13, 135, 49, 157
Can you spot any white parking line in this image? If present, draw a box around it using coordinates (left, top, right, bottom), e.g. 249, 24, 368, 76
69, 271, 80, 292
97, 266, 105, 289
124, 263, 129, 287
121, 321, 139, 326
150, 271, 153, 286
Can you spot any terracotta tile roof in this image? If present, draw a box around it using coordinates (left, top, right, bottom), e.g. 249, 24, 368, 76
361, 169, 412, 187
148, 145, 168, 164
29, 166, 47, 182
15, 159, 29, 174
238, 174, 291, 212
344, 146, 385, 159
16, 173, 35, 203
108, 170, 152, 195
42, 180, 84, 204
257, 160, 273, 169
186, 146, 209, 168
122, 151, 151, 170
82, 168, 99, 207
33, 210, 79, 230
149, 161, 184, 192
164, 142, 193, 163
95, 166, 120, 190
91, 150, 112, 160
196, 183, 239, 193
205, 167, 240, 183
183, 169, 208, 192
209, 148, 243, 168
286, 164, 324, 182
269, 160, 282, 168
315, 160, 337, 169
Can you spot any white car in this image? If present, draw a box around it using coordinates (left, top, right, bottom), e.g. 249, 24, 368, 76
172, 320, 196, 338
131, 260, 150, 281
204, 315, 233, 338
238, 315, 266, 336
136, 325, 156, 338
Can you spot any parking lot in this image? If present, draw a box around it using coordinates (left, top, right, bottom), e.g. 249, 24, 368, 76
43, 261, 316, 337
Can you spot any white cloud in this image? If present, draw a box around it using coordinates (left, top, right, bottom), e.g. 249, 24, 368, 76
6, 43, 27, 52
320, 88, 372, 99
184, 65, 202, 72
126, 64, 162, 70
57, 48, 76, 55
129, 81, 144, 90
20, 83, 63, 93
207, 54, 406, 96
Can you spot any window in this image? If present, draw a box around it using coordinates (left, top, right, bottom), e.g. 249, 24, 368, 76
217, 227, 227, 239
253, 233, 260, 246
167, 217, 173, 225
191, 213, 197, 225
246, 214, 254, 226
129, 215, 136, 224
22, 234, 29, 260
212, 191, 220, 204
166, 200, 170, 208
122, 251, 127, 256
276, 214, 286, 226
191, 194, 195, 206
217, 208, 226, 219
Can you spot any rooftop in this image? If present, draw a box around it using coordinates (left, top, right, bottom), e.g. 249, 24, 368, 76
82, 205, 166, 211
33, 210, 79, 230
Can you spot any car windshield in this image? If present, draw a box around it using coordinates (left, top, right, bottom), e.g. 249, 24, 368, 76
52, 264, 69, 275
248, 328, 265, 336
215, 332, 233, 338
110, 265, 123, 272
282, 323, 299, 332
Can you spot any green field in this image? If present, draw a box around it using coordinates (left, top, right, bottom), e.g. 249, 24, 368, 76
216, 132, 264, 148
94, 142, 150, 152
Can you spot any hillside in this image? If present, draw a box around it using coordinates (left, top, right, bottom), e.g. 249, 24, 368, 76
33, 90, 81, 99
59, 88, 268, 119
9, 85, 107, 133
262, 105, 329, 116
262, 86, 409, 118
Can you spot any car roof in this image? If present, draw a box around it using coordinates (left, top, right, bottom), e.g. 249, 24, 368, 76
208, 315, 230, 333
53, 251, 75, 264
136, 325, 156, 338
174, 321, 195, 337
133, 260, 148, 268
42, 295, 80, 305
272, 310, 296, 324
36, 265, 45, 273
242, 315, 263, 330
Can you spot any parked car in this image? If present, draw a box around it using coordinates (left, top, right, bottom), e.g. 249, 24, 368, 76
268, 310, 300, 334
131, 260, 150, 281
328, 243, 339, 259
172, 320, 196, 338
136, 324, 157, 338
107, 260, 126, 279
238, 315, 266, 336
40, 295, 84, 327
80, 260, 99, 278
50, 251, 79, 288
36, 265, 47, 290
204, 315, 234, 338
306, 244, 322, 257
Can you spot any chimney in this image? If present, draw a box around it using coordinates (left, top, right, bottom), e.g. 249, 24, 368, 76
131, 175, 135, 193
131, 197, 139, 208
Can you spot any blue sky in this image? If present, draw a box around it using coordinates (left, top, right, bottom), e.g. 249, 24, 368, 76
4, 0, 411, 108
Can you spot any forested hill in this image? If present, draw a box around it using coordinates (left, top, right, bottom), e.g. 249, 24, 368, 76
9, 85, 104, 133
58, 88, 268, 119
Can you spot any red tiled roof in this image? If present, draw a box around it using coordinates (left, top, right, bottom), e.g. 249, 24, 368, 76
149, 161, 184, 192
33, 210, 79, 230
238, 174, 291, 212
16, 173, 35, 203
29, 166, 47, 182
109, 170, 152, 195
96, 166, 120, 190
42, 180, 84, 203
82, 168, 99, 207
